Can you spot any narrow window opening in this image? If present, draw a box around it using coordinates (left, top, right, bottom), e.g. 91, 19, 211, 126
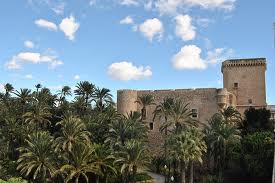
234, 82, 239, 88
191, 109, 198, 118
149, 123, 154, 130
248, 99, 253, 104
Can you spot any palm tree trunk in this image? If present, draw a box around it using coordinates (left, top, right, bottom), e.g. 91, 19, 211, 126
180, 161, 186, 183
85, 95, 89, 108
132, 165, 137, 183
188, 161, 194, 183
223, 143, 227, 170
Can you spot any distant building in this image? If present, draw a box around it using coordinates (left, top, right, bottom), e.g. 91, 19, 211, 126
268, 105, 275, 120
117, 58, 270, 154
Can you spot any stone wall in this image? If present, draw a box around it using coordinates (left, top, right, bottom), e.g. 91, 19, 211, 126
135, 88, 221, 155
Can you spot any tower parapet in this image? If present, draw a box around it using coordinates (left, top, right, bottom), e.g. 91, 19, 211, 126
222, 58, 266, 73
117, 90, 138, 116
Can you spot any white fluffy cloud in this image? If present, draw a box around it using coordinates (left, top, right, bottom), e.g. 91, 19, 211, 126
206, 48, 234, 64
120, 16, 134, 24
172, 45, 207, 70
25, 74, 33, 80
171, 45, 234, 70
155, 0, 183, 15
107, 61, 152, 81
35, 16, 80, 40
59, 15, 80, 40
184, 0, 235, 10
74, 75, 80, 80
35, 19, 58, 31
119, 0, 139, 6
5, 52, 63, 70
155, 0, 235, 15
139, 18, 164, 41
175, 14, 196, 41
24, 40, 35, 49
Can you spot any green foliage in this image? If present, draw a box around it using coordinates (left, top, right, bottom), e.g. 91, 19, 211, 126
166, 127, 207, 164
114, 140, 151, 183
205, 112, 241, 172
55, 115, 91, 152
134, 172, 152, 181
17, 131, 56, 182
159, 99, 196, 134
0, 177, 27, 183
241, 107, 273, 134
54, 142, 102, 183
240, 132, 273, 179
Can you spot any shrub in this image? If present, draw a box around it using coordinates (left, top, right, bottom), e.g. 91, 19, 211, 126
241, 132, 273, 181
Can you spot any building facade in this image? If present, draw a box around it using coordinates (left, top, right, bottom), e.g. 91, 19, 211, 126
116, 58, 268, 154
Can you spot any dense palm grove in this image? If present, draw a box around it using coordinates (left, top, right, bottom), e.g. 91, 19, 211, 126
0, 82, 273, 183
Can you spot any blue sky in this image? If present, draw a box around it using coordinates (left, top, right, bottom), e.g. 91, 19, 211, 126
0, 0, 274, 104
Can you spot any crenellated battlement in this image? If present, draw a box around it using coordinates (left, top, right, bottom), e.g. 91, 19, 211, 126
222, 58, 266, 72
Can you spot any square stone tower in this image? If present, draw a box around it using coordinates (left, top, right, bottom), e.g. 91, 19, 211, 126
222, 58, 267, 114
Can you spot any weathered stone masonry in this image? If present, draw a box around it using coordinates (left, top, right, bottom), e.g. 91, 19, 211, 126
117, 58, 268, 155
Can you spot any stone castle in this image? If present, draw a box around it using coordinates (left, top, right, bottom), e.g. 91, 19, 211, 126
116, 58, 273, 154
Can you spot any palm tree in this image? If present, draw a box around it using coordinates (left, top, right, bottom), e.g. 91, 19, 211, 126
114, 140, 150, 183
160, 99, 196, 134
72, 96, 87, 115
4, 83, 14, 97
153, 97, 175, 179
153, 97, 175, 135
35, 88, 57, 107
186, 128, 207, 183
166, 128, 207, 183
205, 113, 241, 172
92, 144, 115, 183
1, 118, 24, 160
57, 86, 72, 105
54, 142, 101, 183
1, 83, 14, 108
135, 94, 155, 120
17, 131, 56, 182
23, 106, 52, 131
107, 119, 131, 147
220, 106, 242, 125
93, 87, 114, 112
13, 88, 32, 114
86, 108, 121, 144
107, 117, 148, 148
55, 115, 91, 152
74, 81, 95, 108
